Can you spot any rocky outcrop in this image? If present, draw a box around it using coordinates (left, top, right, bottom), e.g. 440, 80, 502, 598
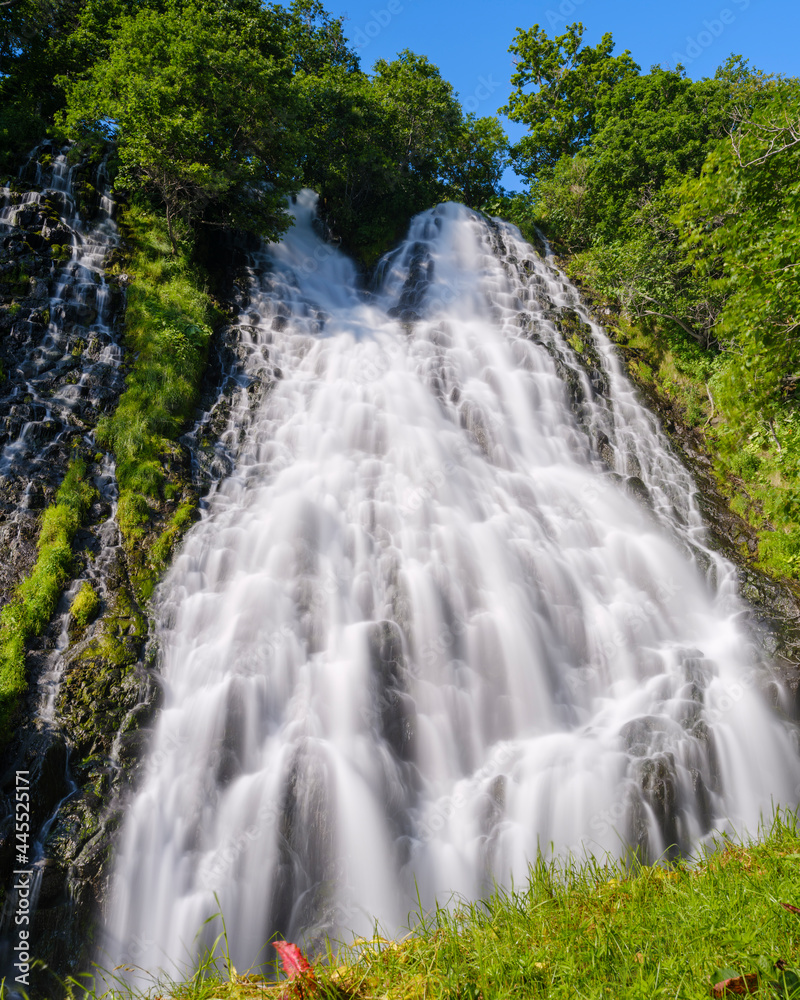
629, 368, 800, 699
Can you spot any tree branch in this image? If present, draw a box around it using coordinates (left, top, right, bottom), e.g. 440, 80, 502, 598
640, 309, 708, 345
729, 105, 800, 167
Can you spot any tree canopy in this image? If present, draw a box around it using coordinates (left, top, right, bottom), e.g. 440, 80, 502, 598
502, 21, 639, 179
1, 0, 509, 261
58, 0, 300, 250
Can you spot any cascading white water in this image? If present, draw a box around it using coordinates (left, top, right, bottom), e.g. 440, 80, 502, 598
102, 192, 799, 981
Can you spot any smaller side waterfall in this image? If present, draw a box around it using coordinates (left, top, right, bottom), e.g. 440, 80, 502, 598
0, 142, 122, 482
0, 142, 126, 989
100, 193, 798, 986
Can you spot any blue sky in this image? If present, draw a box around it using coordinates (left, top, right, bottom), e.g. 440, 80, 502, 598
334, 0, 800, 190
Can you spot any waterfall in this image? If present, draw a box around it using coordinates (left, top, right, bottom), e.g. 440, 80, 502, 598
101, 191, 799, 982
0, 144, 121, 482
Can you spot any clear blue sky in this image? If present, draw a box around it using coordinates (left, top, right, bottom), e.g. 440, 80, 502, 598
334, 0, 800, 190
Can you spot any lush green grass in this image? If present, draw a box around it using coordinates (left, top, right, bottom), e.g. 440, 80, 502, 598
100, 200, 215, 599
43, 812, 800, 1000
99, 201, 213, 499
0, 458, 96, 738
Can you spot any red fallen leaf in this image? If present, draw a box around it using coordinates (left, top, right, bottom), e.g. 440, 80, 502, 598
710, 974, 759, 997
273, 942, 312, 979
781, 902, 800, 914
273, 942, 316, 998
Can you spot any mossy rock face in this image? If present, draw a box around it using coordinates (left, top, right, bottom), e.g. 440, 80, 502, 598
21, 577, 159, 989
58, 586, 147, 760
68, 581, 100, 639
556, 307, 609, 397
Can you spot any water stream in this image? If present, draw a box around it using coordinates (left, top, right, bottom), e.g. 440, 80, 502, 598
102, 192, 799, 981
0, 145, 124, 990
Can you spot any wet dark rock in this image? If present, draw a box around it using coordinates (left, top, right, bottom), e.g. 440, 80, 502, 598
635, 752, 680, 856
625, 476, 651, 506
367, 620, 415, 762
596, 431, 615, 469
34, 858, 67, 906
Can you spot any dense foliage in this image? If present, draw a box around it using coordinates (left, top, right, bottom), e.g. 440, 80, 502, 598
59, 0, 301, 250
503, 22, 800, 580
1, 0, 509, 262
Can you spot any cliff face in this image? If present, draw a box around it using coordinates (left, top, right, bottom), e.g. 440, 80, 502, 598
0, 175, 797, 993
0, 144, 151, 984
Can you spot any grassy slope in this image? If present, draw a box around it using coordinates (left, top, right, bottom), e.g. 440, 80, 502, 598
56, 813, 800, 1000
101, 200, 217, 600
0, 457, 95, 737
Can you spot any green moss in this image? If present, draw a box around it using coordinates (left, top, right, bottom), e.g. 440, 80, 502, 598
117, 491, 151, 543
92, 200, 217, 603
75, 589, 146, 670
0, 458, 97, 739
98, 201, 215, 503
567, 334, 585, 354
70, 581, 100, 632
150, 501, 196, 573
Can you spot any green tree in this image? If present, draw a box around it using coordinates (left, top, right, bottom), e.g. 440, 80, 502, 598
295, 49, 494, 263
679, 78, 800, 419
293, 63, 399, 261
587, 66, 732, 240
502, 21, 639, 180
444, 114, 509, 209
59, 0, 299, 250
281, 0, 359, 75
372, 49, 463, 184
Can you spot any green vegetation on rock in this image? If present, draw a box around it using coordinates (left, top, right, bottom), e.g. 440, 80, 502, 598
0, 457, 96, 737
99, 201, 213, 498
69, 581, 100, 634
98, 201, 212, 600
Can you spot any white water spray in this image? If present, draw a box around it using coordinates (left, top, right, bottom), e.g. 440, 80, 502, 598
102, 192, 799, 980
